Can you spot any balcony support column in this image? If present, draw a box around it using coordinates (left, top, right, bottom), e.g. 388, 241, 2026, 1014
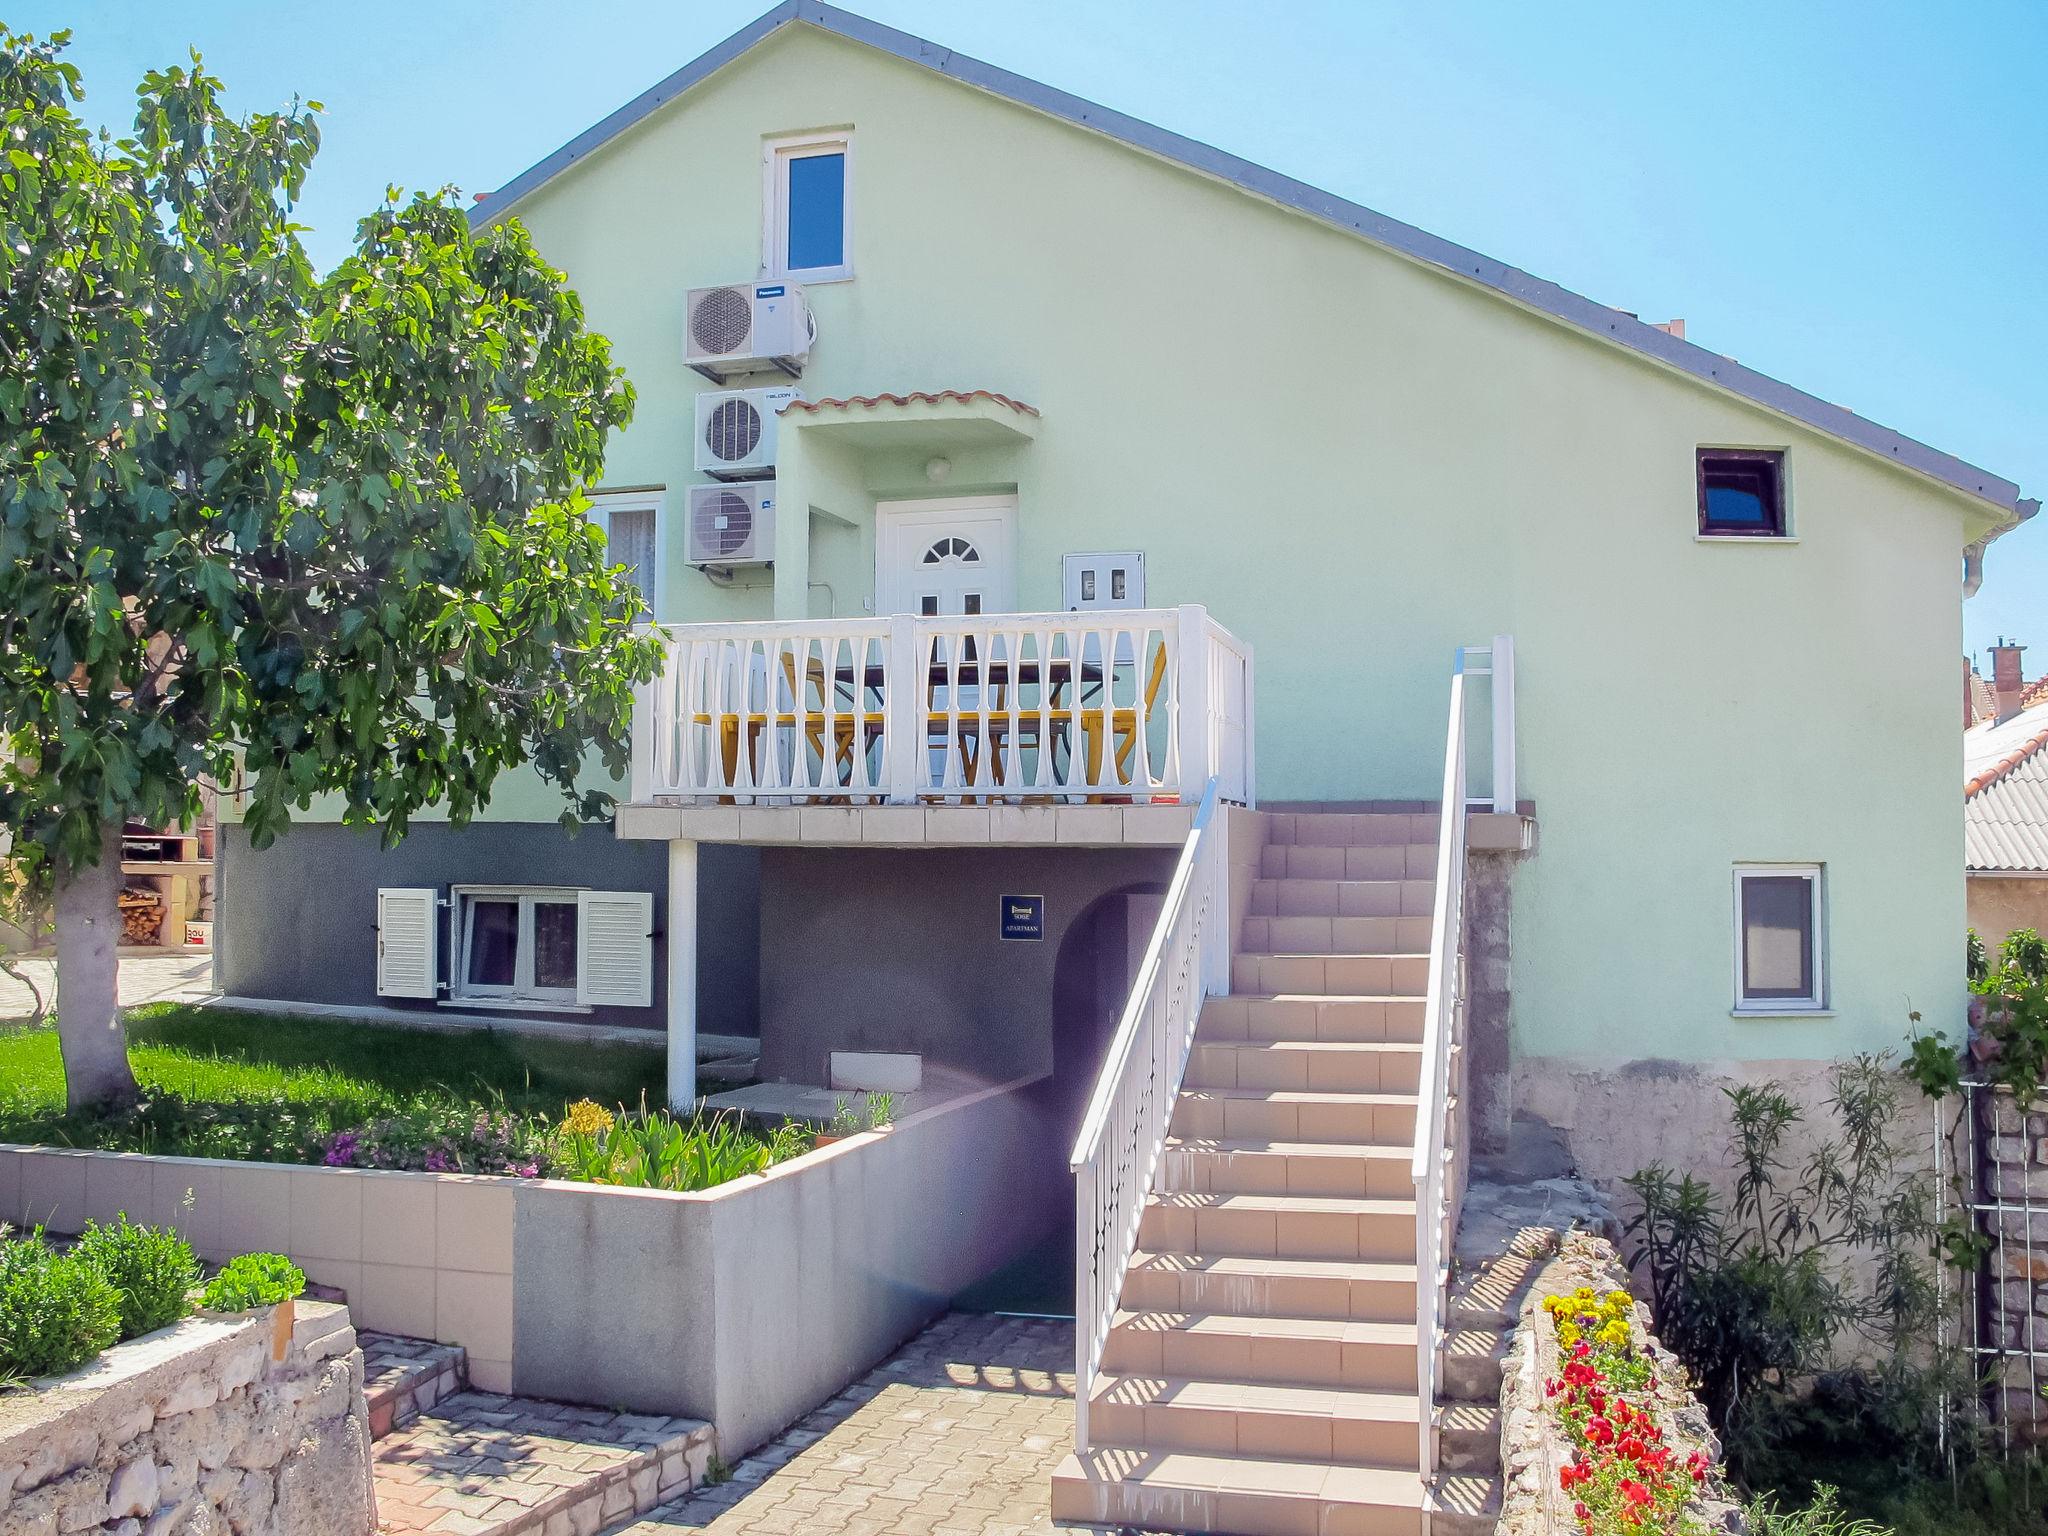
666, 836, 699, 1111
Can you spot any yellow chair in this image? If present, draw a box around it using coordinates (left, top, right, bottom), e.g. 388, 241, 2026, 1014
1079, 641, 1169, 797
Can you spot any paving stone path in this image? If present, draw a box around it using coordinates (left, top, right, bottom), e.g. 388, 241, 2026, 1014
373, 1390, 713, 1535
614, 1312, 1123, 1536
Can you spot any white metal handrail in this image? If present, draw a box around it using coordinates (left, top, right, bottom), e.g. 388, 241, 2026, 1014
1069, 775, 1228, 1451
631, 605, 1253, 808
1411, 654, 1480, 1478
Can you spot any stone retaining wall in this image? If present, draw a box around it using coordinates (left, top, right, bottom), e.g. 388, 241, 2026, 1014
0, 1300, 374, 1536
1974, 1088, 2048, 1443
1496, 1229, 1742, 1536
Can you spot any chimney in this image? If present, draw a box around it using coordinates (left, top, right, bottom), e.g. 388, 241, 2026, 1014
1992, 636, 2027, 721
1966, 653, 1977, 729
1651, 319, 1686, 340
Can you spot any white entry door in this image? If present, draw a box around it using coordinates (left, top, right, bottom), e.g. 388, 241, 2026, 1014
875, 496, 1018, 617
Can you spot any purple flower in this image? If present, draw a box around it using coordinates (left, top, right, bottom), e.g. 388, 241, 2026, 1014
323, 1131, 361, 1168
424, 1148, 452, 1173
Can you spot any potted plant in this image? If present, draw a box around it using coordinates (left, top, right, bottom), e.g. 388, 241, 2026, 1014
199, 1253, 307, 1361
814, 1098, 864, 1148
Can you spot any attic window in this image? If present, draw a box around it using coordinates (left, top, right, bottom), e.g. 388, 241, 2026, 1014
1697, 450, 1787, 538
764, 131, 852, 283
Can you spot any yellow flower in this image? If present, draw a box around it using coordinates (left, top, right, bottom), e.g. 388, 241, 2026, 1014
1597, 1320, 1630, 1349
1556, 1321, 1581, 1348
562, 1099, 615, 1137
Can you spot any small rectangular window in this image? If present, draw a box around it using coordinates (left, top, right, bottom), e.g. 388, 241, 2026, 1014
588, 491, 663, 617
453, 888, 580, 1005
1697, 450, 1787, 537
1733, 865, 1825, 1012
765, 132, 852, 283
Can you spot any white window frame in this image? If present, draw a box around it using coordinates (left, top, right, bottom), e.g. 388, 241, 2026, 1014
1731, 863, 1828, 1015
451, 885, 582, 1008
761, 130, 853, 284
588, 489, 666, 620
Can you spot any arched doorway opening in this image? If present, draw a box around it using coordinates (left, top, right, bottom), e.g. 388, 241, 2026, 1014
956, 880, 1167, 1318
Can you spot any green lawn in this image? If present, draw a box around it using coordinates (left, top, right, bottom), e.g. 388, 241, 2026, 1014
0, 1003, 670, 1158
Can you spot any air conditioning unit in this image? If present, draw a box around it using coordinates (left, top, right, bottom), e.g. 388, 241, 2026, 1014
694, 386, 801, 479
686, 481, 776, 567
683, 281, 815, 380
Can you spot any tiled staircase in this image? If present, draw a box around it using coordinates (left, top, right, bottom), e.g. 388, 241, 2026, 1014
1052, 811, 1502, 1536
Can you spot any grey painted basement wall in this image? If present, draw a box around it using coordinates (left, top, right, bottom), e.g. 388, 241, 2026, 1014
757, 845, 1174, 1088
218, 822, 760, 1036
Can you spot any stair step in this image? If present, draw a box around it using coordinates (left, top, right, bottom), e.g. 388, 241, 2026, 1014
1052, 1446, 1425, 1535
1248, 881, 1435, 921
1091, 1372, 1422, 1464
1233, 952, 1431, 998
1428, 1471, 1504, 1536
1261, 843, 1436, 881
1200, 993, 1426, 1044
1123, 1250, 1420, 1321
359, 1330, 468, 1441
1273, 811, 1441, 848
1104, 1311, 1419, 1391
1439, 1400, 1504, 1474
1240, 913, 1434, 954
1141, 1191, 1418, 1263
1185, 1041, 1424, 1095
1173, 1088, 1418, 1144
371, 1391, 713, 1535
1161, 1137, 1414, 1199
1441, 1326, 1513, 1400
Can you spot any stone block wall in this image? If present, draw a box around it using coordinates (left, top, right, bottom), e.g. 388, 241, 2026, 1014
1977, 1091, 2048, 1444
0, 1300, 374, 1536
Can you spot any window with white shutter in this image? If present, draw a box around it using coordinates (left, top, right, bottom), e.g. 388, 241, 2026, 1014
375, 888, 440, 999
577, 890, 655, 1009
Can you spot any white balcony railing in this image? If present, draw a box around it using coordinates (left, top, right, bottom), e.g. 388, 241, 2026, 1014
630, 605, 1253, 807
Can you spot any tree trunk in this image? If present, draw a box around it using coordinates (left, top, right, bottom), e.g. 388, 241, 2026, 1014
53, 821, 139, 1112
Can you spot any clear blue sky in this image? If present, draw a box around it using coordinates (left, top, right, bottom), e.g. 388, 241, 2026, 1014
35, 0, 2047, 663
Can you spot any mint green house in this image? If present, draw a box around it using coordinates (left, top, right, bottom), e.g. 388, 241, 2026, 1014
215, 6, 2031, 1530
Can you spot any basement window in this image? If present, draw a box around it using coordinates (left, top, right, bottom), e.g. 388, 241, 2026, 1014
764, 131, 852, 283
1733, 865, 1825, 1014
1697, 450, 1787, 537
454, 887, 581, 1006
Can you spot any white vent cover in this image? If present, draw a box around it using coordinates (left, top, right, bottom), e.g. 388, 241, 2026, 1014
693, 387, 801, 477
682, 282, 815, 376
686, 481, 776, 566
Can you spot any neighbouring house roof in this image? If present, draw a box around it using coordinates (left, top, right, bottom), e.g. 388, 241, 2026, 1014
1966, 703, 2048, 872
781, 390, 1040, 418
471, 1, 2030, 524
1967, 668, 1999, 728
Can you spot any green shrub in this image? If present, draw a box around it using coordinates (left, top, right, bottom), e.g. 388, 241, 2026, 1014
550, 1104, 808, 1191
199, 1252, 305, 1313
1747, 1485, 1891, 1536
0, 1232, 123, 1378
72, 1214, 201, 1339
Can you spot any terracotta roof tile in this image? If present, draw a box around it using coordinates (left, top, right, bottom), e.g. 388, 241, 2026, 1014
1967, 724, 2048, 799
780, 389, 1039, 417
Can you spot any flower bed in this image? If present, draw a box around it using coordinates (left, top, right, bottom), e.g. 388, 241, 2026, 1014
1498, 1228, 1741, 1536
1543, 1286, 1711, 1532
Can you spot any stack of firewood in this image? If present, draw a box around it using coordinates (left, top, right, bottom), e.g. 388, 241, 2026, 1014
118, 888, 164, 944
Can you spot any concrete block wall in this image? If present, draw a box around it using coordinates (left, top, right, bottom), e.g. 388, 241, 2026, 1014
0, 1074, 1059, 1455
2, 1153, 522, 1392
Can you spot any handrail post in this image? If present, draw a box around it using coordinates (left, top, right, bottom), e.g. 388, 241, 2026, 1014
630, 670, 657, 804
1491, 633, 1515, 815
1174, 604, 1211, 798
883, 614, 919, 804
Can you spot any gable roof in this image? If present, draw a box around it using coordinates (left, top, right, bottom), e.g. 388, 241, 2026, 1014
472, 0, 2030, 522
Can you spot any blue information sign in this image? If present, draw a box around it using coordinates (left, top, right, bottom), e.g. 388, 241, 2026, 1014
999, 894, 1045, 941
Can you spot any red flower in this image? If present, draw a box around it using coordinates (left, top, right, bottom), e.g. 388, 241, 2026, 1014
1620, 1479, 1652, 1507
1574, 1503, 1591, 1523
1587, 1417, 1615, 1447
1587, 1388, 1607, 1415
